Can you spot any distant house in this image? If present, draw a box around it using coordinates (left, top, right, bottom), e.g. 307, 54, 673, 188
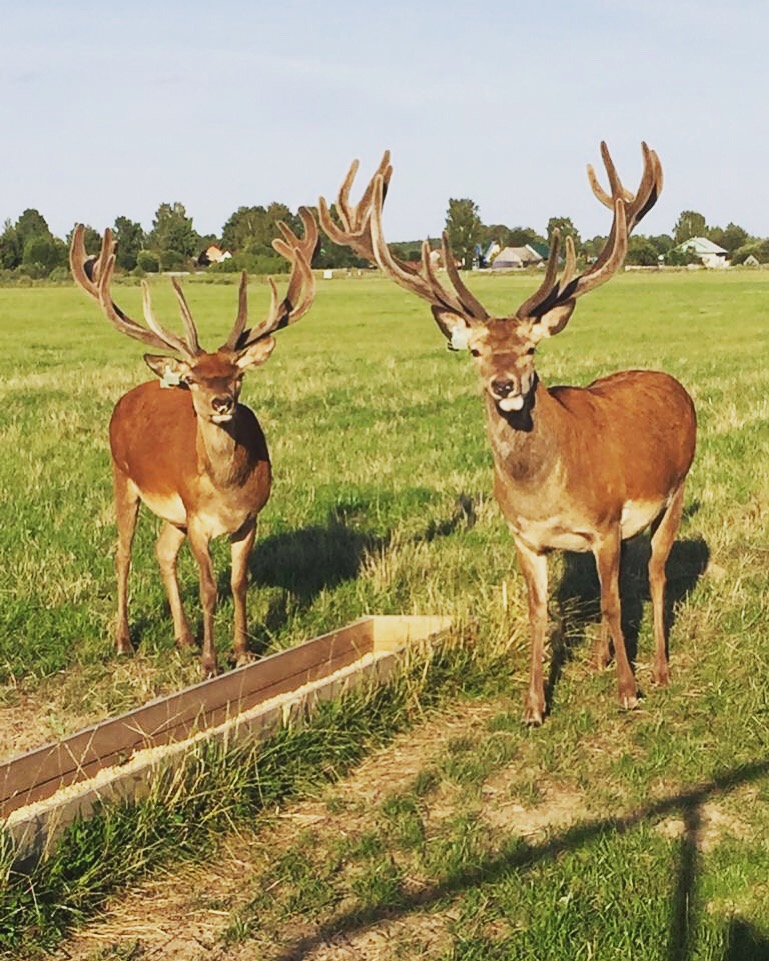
197, 244, 232, 267
744, 254, 761, 267
676, 236, 728, 269
491, 244, 544, 270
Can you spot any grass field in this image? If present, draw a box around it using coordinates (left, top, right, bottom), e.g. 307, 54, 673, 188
1, 268, 769, 957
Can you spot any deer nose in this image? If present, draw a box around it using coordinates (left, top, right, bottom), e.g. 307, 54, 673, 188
491, 378, 514, 398
212, 396, 234, 413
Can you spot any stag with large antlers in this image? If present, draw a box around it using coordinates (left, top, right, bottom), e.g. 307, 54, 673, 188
321, 146, 696, 724
70, 211, 317, 675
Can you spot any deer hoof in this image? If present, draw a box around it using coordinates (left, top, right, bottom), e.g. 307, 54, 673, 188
652, 665, 670, 687
523, 699, 545, 726
234, 651, 255, 668
201, 658, 218, 678
620, 692, 641, 711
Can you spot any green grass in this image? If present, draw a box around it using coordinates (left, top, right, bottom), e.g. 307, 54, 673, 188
1, 268, 769, 957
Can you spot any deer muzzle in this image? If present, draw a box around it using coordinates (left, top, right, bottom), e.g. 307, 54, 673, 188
489, 374, 531, 412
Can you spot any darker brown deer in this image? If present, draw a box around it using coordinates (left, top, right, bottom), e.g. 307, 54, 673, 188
70, 210, 317, 675
320, 146, 696, 724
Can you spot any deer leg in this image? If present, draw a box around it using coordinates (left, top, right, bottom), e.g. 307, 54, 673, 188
230, 520, 256, 667
593, 618, 612, 671
515, 539, 549, 726
113, 465, 140, 655
594, 529, 639, 711
649, 484, 685, 687
155, 522, 194, 650
187, 522, 218, 677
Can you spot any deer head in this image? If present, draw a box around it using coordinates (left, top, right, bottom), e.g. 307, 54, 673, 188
70, 208, 318, 425
319, 144, 662, 413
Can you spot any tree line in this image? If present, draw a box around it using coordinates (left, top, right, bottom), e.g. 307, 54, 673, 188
0, 196, 763, 282
441, 200, 760, 270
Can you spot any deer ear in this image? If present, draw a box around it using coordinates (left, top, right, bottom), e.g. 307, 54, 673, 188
144, 354, 190, 387
530, 301, 576, 342
236, 336, 276, 371
432, 308, 472, 351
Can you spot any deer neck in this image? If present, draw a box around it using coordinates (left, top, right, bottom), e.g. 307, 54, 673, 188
195, 407, 249, 487
484, 377, 562, 488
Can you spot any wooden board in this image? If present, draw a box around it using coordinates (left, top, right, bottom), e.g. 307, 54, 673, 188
1, 615, 450, 866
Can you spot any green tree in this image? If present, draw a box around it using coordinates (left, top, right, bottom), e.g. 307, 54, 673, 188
647, 234, 675, 256
0, 220, 22, 270
673, 210, 707, 245
136, 249, 160, 273
22, 235, 67, 276
15, 208, 51, 247
148, 202, 199, 268
113, 216, 146, 271
480, 224, 545, 251
708, 222, 749, 255
221, 202, 301, 257
445, 198, 482, 270
626, 236, 660, 267
582, 234, 607, 262
546, 216, 581, 253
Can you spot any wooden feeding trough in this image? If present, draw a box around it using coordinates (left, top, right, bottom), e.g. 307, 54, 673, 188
1, 614, 451, 866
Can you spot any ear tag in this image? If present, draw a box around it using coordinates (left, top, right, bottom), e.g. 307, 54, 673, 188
449, 327, 472, 352
160, 365, 181, 389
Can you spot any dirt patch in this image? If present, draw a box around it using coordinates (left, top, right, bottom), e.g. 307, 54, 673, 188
656, 800, 753, 853
480, 773, 586, 837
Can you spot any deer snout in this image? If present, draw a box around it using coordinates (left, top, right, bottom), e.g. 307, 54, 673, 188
489, 375, 528, 413
490, 378, 515, 398
212, 396, 235, 416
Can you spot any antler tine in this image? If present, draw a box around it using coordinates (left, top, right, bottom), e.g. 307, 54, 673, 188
139, 279, 198, 358
171, 279, 204, 356
516, 142, 660, 320
273, 206, 319, 267
71, 224, 196, 356
589, 142, 662, 235
223, 272, 250, 352
515, 229, 563, 319
230, 207, 317, 350
367, 174, 489, 327
318, 151, 392, 263
71, 224, 121, 299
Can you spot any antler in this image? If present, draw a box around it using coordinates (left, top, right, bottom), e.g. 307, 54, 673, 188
69, 225, 202, 360
515, 141, 663, 322
223, 206, 318, 351
319, 154, 489, 341
318, 152, 393, 263
323, 144, 662, 344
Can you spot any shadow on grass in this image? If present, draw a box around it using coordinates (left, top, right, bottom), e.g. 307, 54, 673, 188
271, 758, 769, 961
238, 494, 477, 654
546, 534, 710, 706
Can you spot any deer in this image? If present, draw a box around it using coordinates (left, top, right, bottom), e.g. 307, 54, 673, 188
69, 209, 317, 676
319, 146, 696, 724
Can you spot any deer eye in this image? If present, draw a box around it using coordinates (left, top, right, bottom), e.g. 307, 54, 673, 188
526, 347, 536, 356
469, 347, 481, 358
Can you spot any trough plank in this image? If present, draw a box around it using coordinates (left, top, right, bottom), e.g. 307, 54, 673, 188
0, 619, 374, 816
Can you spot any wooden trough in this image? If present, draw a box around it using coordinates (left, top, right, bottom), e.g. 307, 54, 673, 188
1, 614, 451, 866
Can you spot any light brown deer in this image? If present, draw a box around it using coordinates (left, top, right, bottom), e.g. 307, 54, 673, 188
320, 146, 696, 724
70, 210, 317, 675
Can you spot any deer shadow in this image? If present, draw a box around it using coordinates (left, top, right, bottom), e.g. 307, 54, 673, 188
216, 494, 477, 655
546, 528, 710, 705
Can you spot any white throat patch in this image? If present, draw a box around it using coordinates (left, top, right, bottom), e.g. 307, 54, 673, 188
498, 394, 525, 412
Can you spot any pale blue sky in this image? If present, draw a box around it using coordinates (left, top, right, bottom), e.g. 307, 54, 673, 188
1, 0, 765, 243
